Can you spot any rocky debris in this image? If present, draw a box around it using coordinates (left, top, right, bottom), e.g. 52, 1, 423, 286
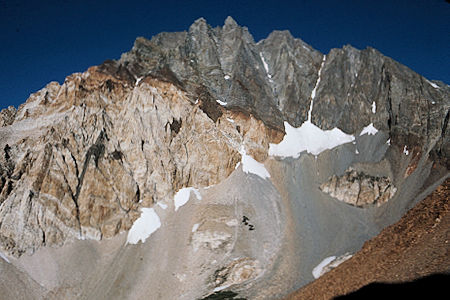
320, 168, 397, 207
212, 258, 261, 290
0, 106, 17, 127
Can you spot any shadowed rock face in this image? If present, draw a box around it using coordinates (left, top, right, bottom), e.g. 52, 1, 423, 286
118, 17, 449, 165
0, 17, 448, 300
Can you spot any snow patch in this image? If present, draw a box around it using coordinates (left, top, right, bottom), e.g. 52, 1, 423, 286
227, 117, 235, 123
174, 187, 202, 211
386, 138, 391, 145
269, 121, 355, 158
372, 101, 376, 114
192, 223, 200, 233
310, 55, 326, 105
426, 79, 439, 89
224, 75, 230, 80
213, 284, 232, 292
313, 254, 353, 278
0, 251, 10, 263
127, 208, 161, 244
259, 52, 271, 78
216, 99, 227, 106
239, 147, 270, 179
135, 77, 143, 86
312, 256, 336, 279
360, 123, 378, 136
403, 146, 409, 155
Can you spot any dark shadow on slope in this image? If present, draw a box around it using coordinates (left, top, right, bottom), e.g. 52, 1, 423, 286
334, 273, 450, 299
199, 290, 247, 300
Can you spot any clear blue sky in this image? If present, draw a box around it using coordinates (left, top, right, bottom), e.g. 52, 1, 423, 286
1, 0, 449, 110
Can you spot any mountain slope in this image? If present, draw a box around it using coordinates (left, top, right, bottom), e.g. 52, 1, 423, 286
0, 17, 448, 299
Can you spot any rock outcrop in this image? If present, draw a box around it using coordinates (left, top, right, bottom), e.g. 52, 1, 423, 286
320, 168, 397, 207
0, 65, 279, 256
0, 106, 16, 127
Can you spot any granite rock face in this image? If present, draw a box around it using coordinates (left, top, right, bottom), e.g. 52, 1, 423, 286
0, 16, 448, 259
0, 66, 278, 256
119, 17, 449, 166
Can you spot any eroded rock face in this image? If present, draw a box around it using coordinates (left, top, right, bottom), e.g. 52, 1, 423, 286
0, 65, 278, 256
320, 168, 397, 207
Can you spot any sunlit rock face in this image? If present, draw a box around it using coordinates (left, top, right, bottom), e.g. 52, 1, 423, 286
0, 16, 448, 300
0, 65, 280, 256
320, 168, 397, 207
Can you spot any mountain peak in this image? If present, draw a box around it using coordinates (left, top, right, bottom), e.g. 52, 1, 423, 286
224, 15, 239, 27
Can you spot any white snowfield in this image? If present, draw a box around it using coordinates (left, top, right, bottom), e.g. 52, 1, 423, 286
360, 123, 378, 136
269, 54, 356, 158
126, 208, 161, 244
174, 187, 202, 211
239, 147, 271, 179
269, 121, 355, 158
372, 101, 376, 114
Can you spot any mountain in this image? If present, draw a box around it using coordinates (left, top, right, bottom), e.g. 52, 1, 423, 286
0, 17, 448, 299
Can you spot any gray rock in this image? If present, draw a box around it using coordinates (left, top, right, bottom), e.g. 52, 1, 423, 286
118, 17, 448, 165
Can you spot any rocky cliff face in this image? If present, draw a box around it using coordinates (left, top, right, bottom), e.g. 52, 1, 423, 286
0, 16, 448, 300
119, 17, 449, 162
0, 65, 282, 256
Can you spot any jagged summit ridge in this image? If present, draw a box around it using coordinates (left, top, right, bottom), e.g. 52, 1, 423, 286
119, 17, 448, 155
